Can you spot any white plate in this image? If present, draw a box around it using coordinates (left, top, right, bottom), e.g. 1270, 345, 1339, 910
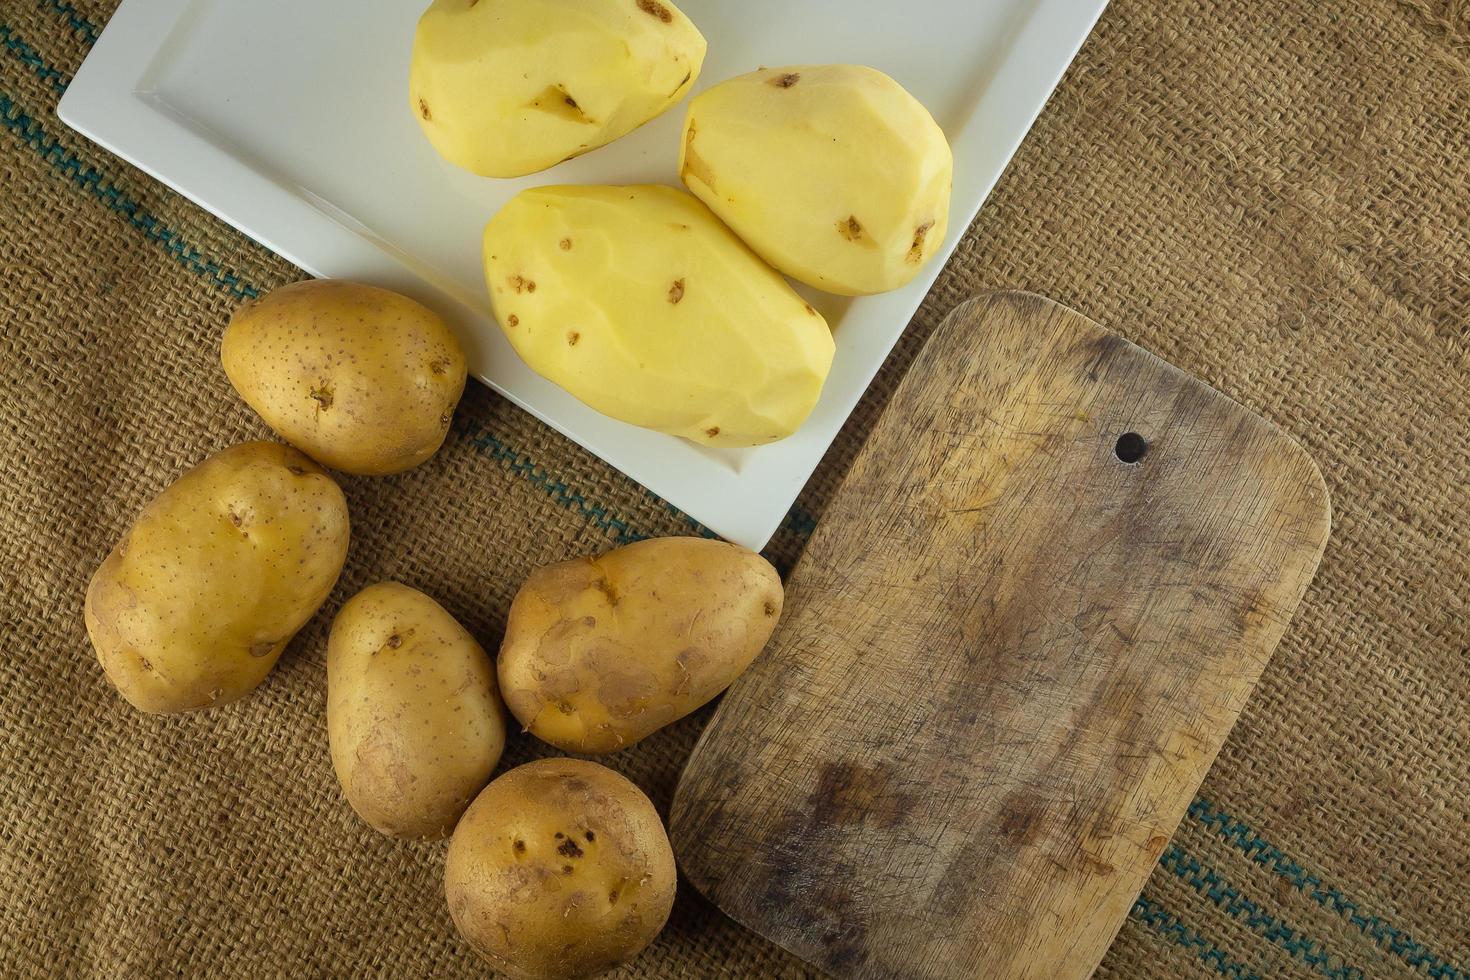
59, 0, 1107, 549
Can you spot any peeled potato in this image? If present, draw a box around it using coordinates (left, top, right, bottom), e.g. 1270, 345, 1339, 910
410, 0, 706, 178
681, 65, 954, 296
483, 185, 834, 447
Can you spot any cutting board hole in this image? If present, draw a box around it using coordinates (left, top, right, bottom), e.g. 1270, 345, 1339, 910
1114, 432, 1149, 464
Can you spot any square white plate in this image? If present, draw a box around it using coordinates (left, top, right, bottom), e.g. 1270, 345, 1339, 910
59, 0, 1107, 549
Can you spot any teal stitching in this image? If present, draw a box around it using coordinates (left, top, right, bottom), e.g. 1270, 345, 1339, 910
1159, 844, 1363, 979
456, 418, 644, 544
0, 93, 259, 300
41, 0, 99, 44
1190, 798, 1466, 980
0, 24, 69, 92
641, 489, 718, 539
784, 504, 818, 537
1130, 896, 1263, 980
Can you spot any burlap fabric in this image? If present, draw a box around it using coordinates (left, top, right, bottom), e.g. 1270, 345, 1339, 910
2, 0, 1466, 976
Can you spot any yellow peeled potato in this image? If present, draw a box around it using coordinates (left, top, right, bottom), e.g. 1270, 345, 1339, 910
327, 583, 507, 840
483, 185, 835, 447
410, 0, 706, 177
222, 280, 467, 476
498, 538, 784, 753
84, 442, 350, 714
445, 758, 676, 980
681, 65, 954, 296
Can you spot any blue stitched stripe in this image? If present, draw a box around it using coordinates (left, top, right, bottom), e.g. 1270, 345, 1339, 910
0, 24, 69, 92
1189, 799, 1466, 980
1159, 844, 1365, 979
41, 0, 99, 44
454, 417, 647, 545
1130, 896, 1264, 980
0, 93, 259, 299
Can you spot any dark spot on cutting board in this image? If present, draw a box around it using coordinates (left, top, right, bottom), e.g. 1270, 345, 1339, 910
810, 762, 913, 829
997, 797, 1045, 845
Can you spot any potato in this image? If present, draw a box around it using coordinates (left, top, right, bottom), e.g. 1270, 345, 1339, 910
483, 185, 834, 447
84, 442, 350, 714
222, 280, 467, 476
327, 582, 506, 840
410, 0, 706, 178
498, 537, 783, 753
445, 758, 676, 980
680, 65, 954, 296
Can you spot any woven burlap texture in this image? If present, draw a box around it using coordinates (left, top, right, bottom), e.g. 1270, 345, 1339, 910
2, 0, 1467, 977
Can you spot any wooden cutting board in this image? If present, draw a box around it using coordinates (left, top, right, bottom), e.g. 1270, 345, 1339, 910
671, 292, 1331, 980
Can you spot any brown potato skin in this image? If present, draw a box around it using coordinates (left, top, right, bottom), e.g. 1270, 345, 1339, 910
498, 538, 784, 753
327, 582, 506, 840
84, 441, 349, 713
444, 759, 676, 980
222, 280, 467, 476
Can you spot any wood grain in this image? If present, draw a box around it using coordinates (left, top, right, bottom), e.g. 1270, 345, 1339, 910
671, 292, 1332, 980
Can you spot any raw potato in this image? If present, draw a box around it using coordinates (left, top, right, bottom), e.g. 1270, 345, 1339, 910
327, 583, 506, 840
499, 538, 783, 753
410, 0, 706, 178
680, 65, 954, 296
445, 758, 676, 980
222, 280, 467, 476
484, 185, 835, 447
84, 442, 350, 714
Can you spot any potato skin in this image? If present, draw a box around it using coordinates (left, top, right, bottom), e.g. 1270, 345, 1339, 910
222, 280, 467, 476
499, 538, 783, 753
84, 442, 350, 714
445, 759, 676, 980
483, 185, 834, 447
410, 0, 706, 178
681, 65, 954, 296
327, 583, 506, 840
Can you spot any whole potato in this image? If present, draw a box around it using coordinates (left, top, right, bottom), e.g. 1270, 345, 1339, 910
84, 442, 350, 714
410, 0, 706, 178
327, 582, 506, 840
222, 280, 467, 476
499, 538, 783, 753
484, 185, 834, 446
681, 65, 954, 296
445, 758, 676, 980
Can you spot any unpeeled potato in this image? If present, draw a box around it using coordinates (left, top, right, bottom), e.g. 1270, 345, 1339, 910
327, 582, 506, 840
681, 65, 954, 295
445, 758, 676, 980
222, 280, 467, 476
498, 537, 784, 753
84, 442, 350, 714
